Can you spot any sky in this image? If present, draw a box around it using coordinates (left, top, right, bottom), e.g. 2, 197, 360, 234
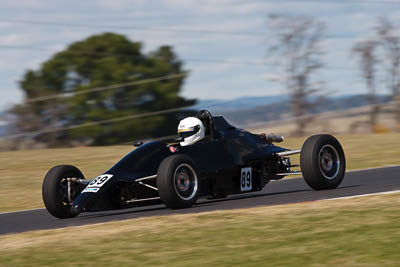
0, 0, 399, 111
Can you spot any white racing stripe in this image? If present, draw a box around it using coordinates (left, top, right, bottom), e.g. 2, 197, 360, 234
327, 190, 400, 201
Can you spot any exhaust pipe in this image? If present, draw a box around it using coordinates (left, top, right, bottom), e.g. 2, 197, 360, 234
260, 133, 284, 143
266, 133, 284, 143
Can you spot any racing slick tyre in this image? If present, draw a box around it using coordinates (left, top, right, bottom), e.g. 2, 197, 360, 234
42, 165, 85, 219
300, 134, 346, 190
157, 155, 200, 209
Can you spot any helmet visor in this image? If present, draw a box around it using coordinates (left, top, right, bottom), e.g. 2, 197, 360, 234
178, 125, 200, 139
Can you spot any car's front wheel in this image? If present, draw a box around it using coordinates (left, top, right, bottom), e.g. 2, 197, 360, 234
42, 165, 85, 218
157, 155, 200, 209
300, 134, 346, 190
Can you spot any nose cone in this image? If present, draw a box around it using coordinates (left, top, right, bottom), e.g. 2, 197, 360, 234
70, 204, 81, 216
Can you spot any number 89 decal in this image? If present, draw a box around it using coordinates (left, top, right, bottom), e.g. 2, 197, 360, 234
240, 167, 252, 192
82, 174, 113, 193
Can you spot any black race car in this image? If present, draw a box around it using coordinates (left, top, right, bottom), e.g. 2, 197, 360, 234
42, 110, 346, 219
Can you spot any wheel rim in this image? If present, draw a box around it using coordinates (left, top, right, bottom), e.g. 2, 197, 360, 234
318, 144, 340, 180
59, 176, 78, 206
174, 163, 198, 200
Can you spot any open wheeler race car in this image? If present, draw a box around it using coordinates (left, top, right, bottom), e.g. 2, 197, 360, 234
42, 110, 346, 219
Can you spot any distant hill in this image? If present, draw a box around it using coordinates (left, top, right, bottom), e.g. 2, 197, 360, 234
0, 126, 6, 137
193, 94, 392, 127
0, 110, 8, 137
0, 94, 392, 138
193, 95, 288, 112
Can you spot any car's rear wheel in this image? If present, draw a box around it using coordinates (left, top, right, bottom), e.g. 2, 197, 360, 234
42, 165, 85, 218
300, 134, 346, 190
157, 155, 200, 209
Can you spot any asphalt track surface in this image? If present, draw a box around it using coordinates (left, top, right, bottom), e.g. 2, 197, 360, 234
1, 166, 399, 235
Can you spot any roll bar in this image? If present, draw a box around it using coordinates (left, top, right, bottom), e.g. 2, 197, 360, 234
196, 110, 215, 141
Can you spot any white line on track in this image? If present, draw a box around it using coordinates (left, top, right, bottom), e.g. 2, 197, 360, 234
346, 164, 400, 173
270, 164, 400, 181
326, 190, 400, 201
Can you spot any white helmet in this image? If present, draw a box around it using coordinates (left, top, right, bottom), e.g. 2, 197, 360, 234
177, 117, 205, 146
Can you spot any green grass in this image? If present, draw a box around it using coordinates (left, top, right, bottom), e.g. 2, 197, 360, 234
1, 193, 400, 266
0, 133, 399, 212
0, 146, 132, 212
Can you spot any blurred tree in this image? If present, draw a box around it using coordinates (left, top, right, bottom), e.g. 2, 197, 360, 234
12, 33, 195, 146
376, 18, 400, 128
352, 39, 380, 132
267, 14, 325, 136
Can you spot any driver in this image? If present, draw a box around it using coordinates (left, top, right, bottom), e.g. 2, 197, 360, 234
177, 117, 205, 146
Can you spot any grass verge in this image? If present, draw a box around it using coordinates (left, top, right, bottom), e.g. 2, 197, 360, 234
0, 133, 399, 212
1, 193, 400, 266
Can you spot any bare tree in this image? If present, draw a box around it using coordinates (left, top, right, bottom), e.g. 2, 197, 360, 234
376, 18, 400, 127
352, 39, 380, 131
267, 14, 325, 136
